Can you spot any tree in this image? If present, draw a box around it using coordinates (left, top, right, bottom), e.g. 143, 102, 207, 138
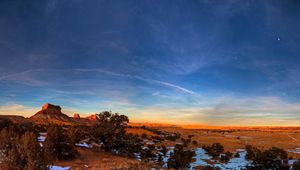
292, 160, 300, 170
245, 145, 261, 160
167, 144, 195, 169
234, 152, 240, 158
161, 145, 168, 155
245, 145, 289, 170
212, 143, 224, 156
0, 118, 12, 130
203, 143, 224, 157
0, 128, 47, 170
20, 131, 48, 170
44, 125, 78, 161
68, 125, 87, 144
220, 151, 233, 163
91, 111, 129, 152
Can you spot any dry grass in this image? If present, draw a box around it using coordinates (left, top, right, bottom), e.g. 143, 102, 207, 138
55, 124, 300, 169
156, 126, 300, 158
126, 127, 155, 136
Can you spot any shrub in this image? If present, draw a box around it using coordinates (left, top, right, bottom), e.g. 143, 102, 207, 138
141, 133, 147, 139
161, 145, 168, 155
44, 125, 78, 161
90, 111, 129, 152
220, 151, 233, 163
0, 118, 12, 130
0, 128, 48, 170
245, 145, 289, 170
245, 145, 261, 160
167, 144, 195, 169
203, 143, 224, 157
68, 125, 87, 144
234, 152, 240, 158
165, 133, 180, 141
292, 160, 300, 170
188, 135, 194, 139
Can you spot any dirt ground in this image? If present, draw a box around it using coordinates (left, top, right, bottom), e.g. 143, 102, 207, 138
54, 148, 147, 170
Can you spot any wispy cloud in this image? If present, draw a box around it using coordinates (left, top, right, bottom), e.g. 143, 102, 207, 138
0, 69, 47, 86
0, 103, 39, 117
73, 68, 195, 94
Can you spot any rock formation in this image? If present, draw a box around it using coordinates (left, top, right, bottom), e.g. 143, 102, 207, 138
30, 103, 71, 122
73, 113, 80, 119
87, 114, 97, 121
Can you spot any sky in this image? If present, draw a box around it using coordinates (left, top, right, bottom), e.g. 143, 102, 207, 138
0, 0, 300, 126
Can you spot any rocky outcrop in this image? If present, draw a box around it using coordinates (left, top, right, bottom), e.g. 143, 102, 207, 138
73, 113, 80, 119
29, 103, 100, 125
30, 103, 71, 122
41, 103, 62, 113
87, 114, 97, 121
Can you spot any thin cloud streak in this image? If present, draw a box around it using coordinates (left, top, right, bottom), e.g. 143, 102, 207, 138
0, 68, 195, 95
73, 68, 195, 94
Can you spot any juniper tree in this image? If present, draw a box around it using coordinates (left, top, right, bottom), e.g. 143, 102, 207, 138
44, 125, 78, 161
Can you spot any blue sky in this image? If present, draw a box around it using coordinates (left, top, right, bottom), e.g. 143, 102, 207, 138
1, 0, 300, 125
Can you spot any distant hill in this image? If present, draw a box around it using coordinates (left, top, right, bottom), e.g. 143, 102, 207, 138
2, 103, 300, 131
30, 103, 73, 125
30, 103, 99, 125
0, 103, 98, 126
0, 115, 30, 124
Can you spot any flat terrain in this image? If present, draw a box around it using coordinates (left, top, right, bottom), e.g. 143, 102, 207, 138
52, 125, 300, 169
156, 126, 300, 158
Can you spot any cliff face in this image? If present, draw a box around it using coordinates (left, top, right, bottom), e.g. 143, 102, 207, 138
87, 114, 97, 121
42, 103, 62, 112
29, 103, 98, 125
73, 113, 80, 119
30, 103, 71, 122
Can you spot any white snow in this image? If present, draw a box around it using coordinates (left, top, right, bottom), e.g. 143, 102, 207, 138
288, 148, 300, 154
75, 143, 92, 148
142, 146, 149, 150
189, 148, 212, 169
216, 149, 250, 170
37, 136, 45, 142
288, 159, 297, 165
37, 132, 46, 142
146, 141, 155, 145
189, 148, 250, 170
134, 152, 141, 161
162, 147, 174, 168
161, 147, 250, 169
49, 165, 70, 170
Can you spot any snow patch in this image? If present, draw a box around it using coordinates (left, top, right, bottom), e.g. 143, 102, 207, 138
189, 148, 212, 169
216, 149, 250, 170
49, 165, 70, 170
37, 136, 45, 142
162, 147, 174, 168
75, 143, 92, 148
189, 148, 250, 170
288, 148, 300, 154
